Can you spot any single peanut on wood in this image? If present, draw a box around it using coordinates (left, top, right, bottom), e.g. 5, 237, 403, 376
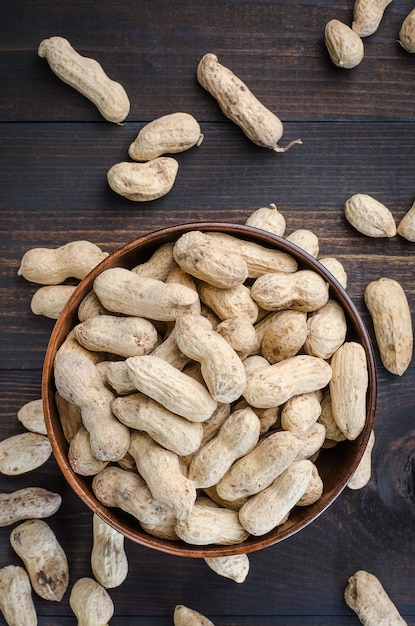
0, 565, 37, 626
174, 605, 215, 626
107, 157, 179, 201
197, 53, 301, 152
204, 554, 250, 583
30, 284, 77, 318
0, 432, 52, 475
0, 487, 61, 527
69, 577, 114, 626
245, 203, 286, 236
129, 112, 203, 161
399, 8, 415, 53
344, 570, 407, 625
352, 0, 394, 37
91, 514, 128, 589
397, 198, 415, 241
17, 398, 47, 435
364, 277, 413, 375
325, 20, 364, 69
38, 36, 130, 123
344, 193, 396, 238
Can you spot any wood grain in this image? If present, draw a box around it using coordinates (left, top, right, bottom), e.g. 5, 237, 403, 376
1, 0, 415, 623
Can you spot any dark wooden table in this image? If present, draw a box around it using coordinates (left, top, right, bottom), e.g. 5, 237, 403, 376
1, 1, 415, 624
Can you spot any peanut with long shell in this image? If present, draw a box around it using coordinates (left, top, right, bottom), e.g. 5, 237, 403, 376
197, 53, 301, 152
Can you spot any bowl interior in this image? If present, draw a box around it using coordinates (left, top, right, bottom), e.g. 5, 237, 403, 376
42, 222, 377, 558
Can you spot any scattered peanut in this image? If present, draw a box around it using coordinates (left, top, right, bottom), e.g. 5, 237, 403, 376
0, 432, 52, 475
364, 277, 413, 375
399, 8, 415, 53
107, 157, 179, 201
69, 577, 114, 626
318, 257, 348, 289
174, 605, 215, 626
38, 36, 130, 123
30, 284, 78, 318
129, 112, 203, 161
10, 519, 69, 601
204, 554, 250, 583
325, 19, 364, 69
0, 487, 61, 527
91, 513, 128, 588
344, 193, 396, 238
245, 203, 286, 236
286, 229, 319, 257
197, 53, 301, 152
17, 398, 47, 435
344, 570, 407, 625
397, 198, 415, 241
0, 565, 37, 626
352, 0, 394, 37
347, 429, 375, 489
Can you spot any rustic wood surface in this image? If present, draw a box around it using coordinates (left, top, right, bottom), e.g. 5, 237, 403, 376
1, 0, 415, 624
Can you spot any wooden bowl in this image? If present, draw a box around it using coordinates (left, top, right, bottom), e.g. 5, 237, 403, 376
42, 222, 377, 558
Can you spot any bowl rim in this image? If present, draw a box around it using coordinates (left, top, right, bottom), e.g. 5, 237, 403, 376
42, 221, 377, 558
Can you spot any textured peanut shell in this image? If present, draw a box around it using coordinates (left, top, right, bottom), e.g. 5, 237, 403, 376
174, 604, 216, 626
91, 514, 128, 589
347, 429, 375, 490
112, 392, 203, 456
18, 240, 108, 285
259, 310, 308, 363
0, 487, 61, 527
344, 570, 407, 625
0, 432, 52, 475
251, 269, 329, 312
280, 391, 322, 437
208, 231, 298, 277
364, 277, 412, 376
78, 289, 112, 321
126, 355, 217, 421
199, 282, 259, 323
245, 203, 286, 236
318, 391, 346, 443
286, 229, 319, 258
0, 565, 37, 626
243, 354, 332, 409
318, 257, 348, 289
325, 19, 364, 69
69, 577, 114, 626
38, 36, 129, 123
204, 554, 250, 583
129, 112, 203, 161
304, 299, 347, 360
352, 0, 394, 37
329, 342, 368, 440
175, 504, 249, 545
216, 430, 304, 501
10, 519, 69, 602
216, 317, 260, 359
296, 463, 324, 506
54, 352, 131, 462
173, 230, 248, 288
131, 242, 176, 279
55, 392, 83, 443
151, 328, 191, 370
92, 465, 167, 526
197, 53, 301, 152
399, 8, 415, 52
94, 266, 199, 321
30, 284, 77, 318
238, 459, 314, 535
188, 407, 260, 488
397, 198, 415, 241
129, 431, 197, 520
107, 157, 179, 201
17, 398, 47, 435
68, 426, 109, 476
344, 193, 396, 238
175, 314, 246, 403
74, 314, 158, 358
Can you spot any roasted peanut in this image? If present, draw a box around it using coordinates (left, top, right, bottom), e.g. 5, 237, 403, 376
68, 426, 109, 476
399, 8, 415, 53
245, 203, 286, 236
286, 229, 319, 257
204, 554, 250, 583
188, 407, 260, 488
216, 317, 260, 359
0, 565, 37, 626
131, 242, 176, 279
329, 341, 368, 440
18, 240, 108, 285
77, 289, 112, 321
0, 487, 61, 527
92, 465, 167, 526
197, 53, 301, 152
17, 398, 47, 435
258, 310, 308, 363
30, 284, 77, 318
69, 577, 114, 626
0, 432, 52, 475
243, 354, 332, 409
318, 391, 347, 443
54, 352, 131, 462
344, 570, 407, 625
129, 431, 197, 520
397, 198, 415, 240
10, 519, 69, 601
126, 355, 217, 422
129, 112, 203, 161
174, 605, 215, 626
344, 193, 396, 238
175, 314, 246, 403
175, 503, 249, 545
74, 314, 158, 357
38, 36, 129, 123
325, 19, 364, 69
107, 157, 179, 201
93, 266, 199, 321
238, 459, 314, 535
251, 269, 329, 312
364, 277, 413, 375
296, 463, 324, 506
55, 392, 83, 443
280, 391, 322, 438
347, 429, 375, 490
112, 392, 204, 456
91, 514, 128, 589
198, 282, 259, 323
318, 257, 348, 289
352, 0, 394, 37
304, 299, 347, 360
